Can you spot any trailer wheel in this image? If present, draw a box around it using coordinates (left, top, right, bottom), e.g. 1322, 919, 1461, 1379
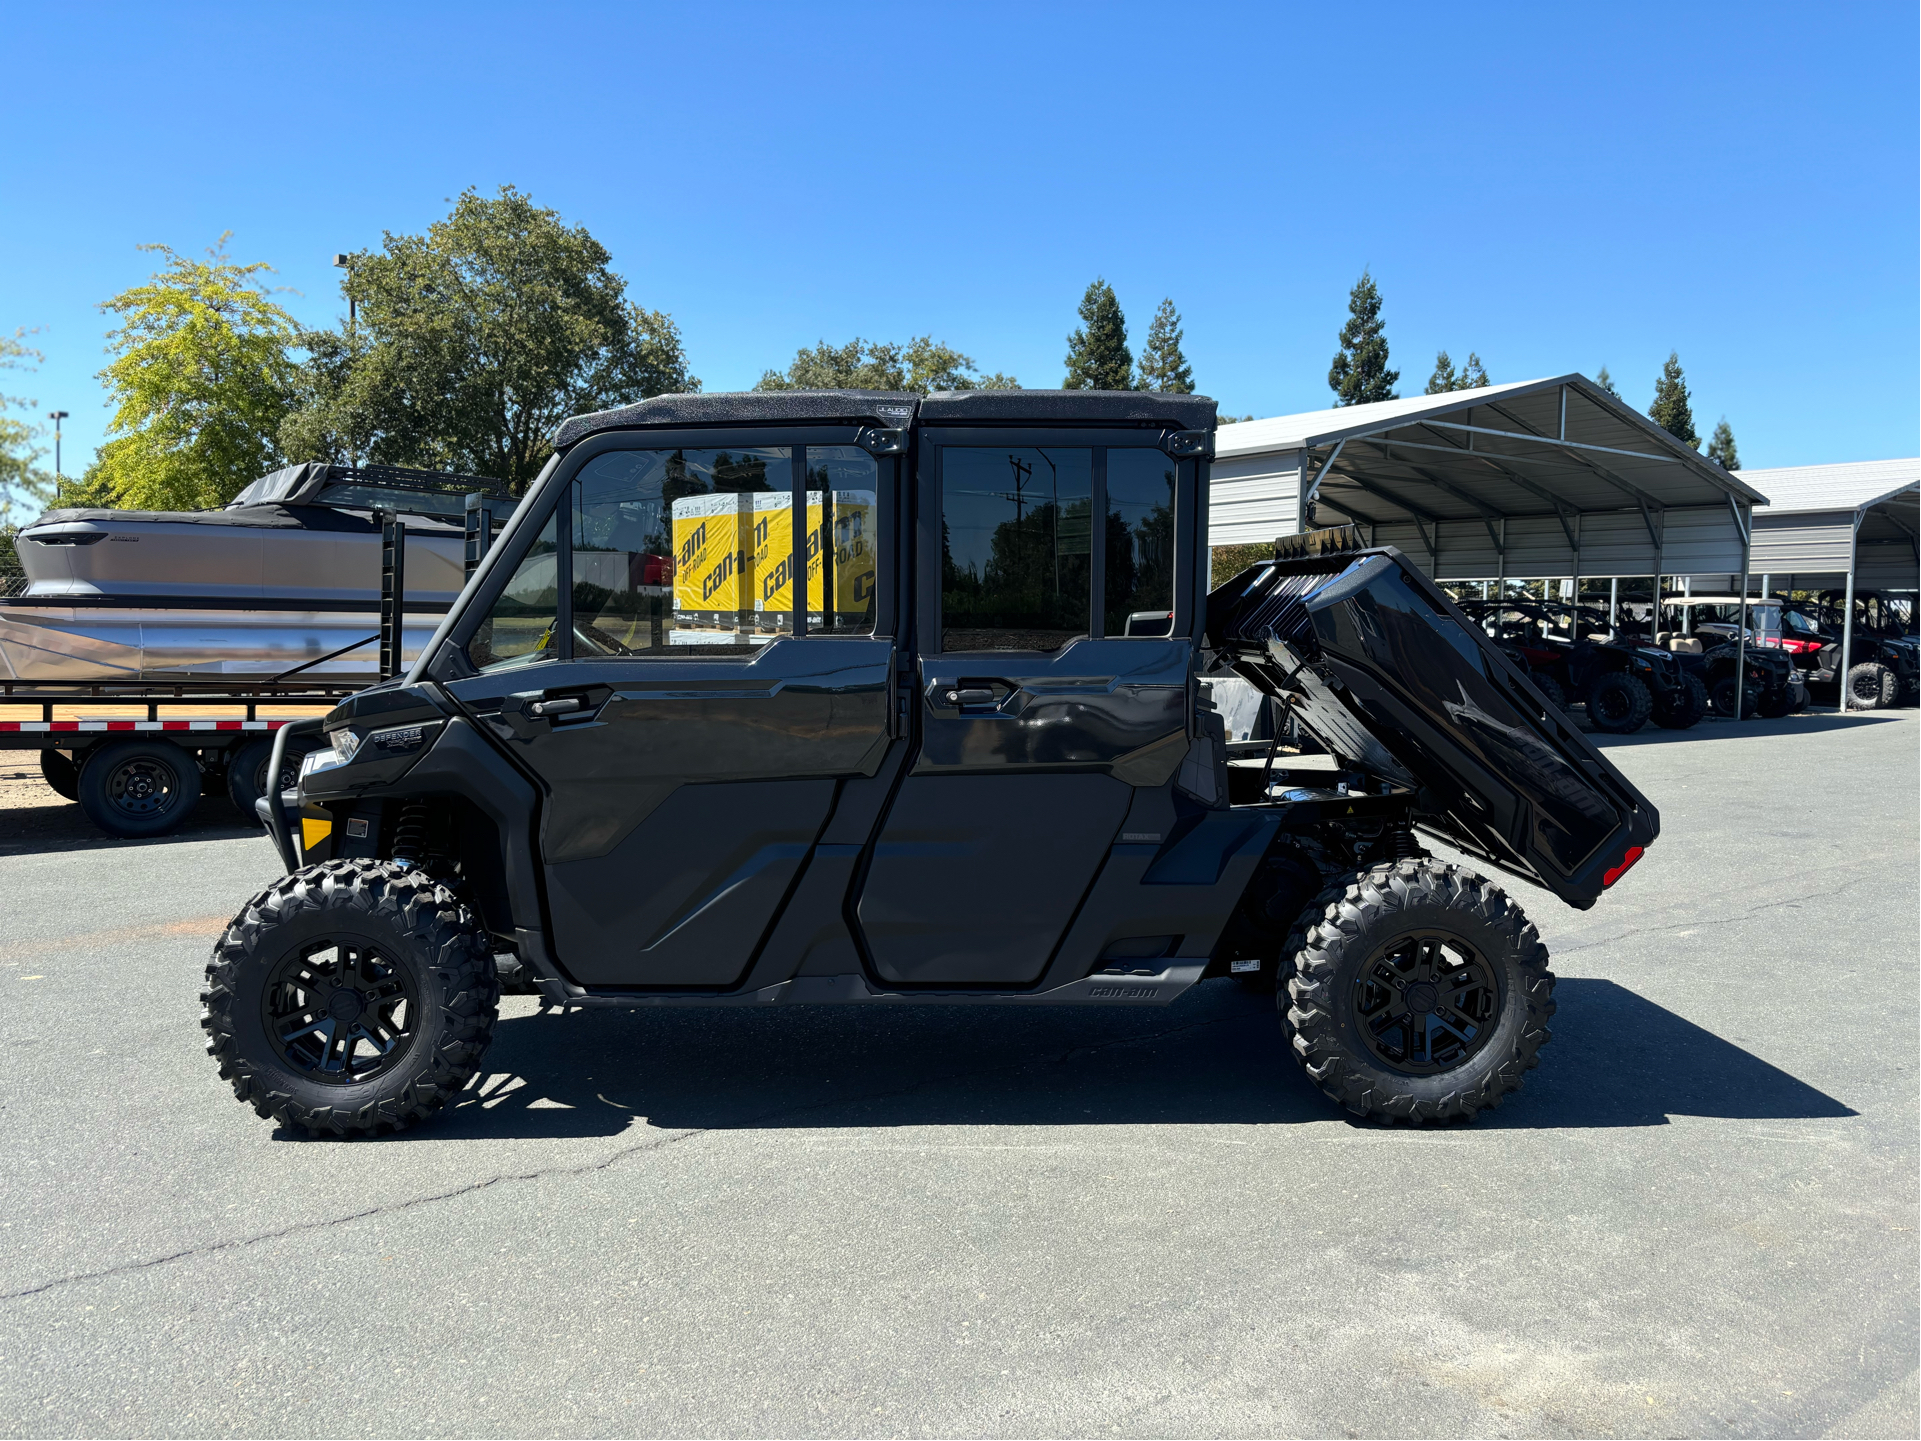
1284, 859, 1555, 1123
39, 748, 79, 801
225, 737, 299, 822
1586, 672, 1651, 733
77, 739, 202, 838
201, 859, 498, 1137
1846, 662, 1897, 710
1652, 674, 1708, 730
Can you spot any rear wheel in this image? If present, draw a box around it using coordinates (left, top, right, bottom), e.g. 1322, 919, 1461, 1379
39, 748, 79, 801
77, 739, 201, 838
1757, 687, 1794, 719
1531, 674, 1567, 713
1710, 676, 1765, 719
1586, 672, 1652, 733
201, 859, 499, 1136
1652, 674, 1708, 730
1284, 859, 1555, 1122
1846, 662, 1897, 710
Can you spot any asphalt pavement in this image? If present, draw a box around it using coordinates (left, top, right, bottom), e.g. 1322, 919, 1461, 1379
0, 710, 1914, 1438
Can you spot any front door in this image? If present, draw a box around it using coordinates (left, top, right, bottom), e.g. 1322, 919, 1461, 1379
853, 433, 1196, 986
445, 434, 896, 987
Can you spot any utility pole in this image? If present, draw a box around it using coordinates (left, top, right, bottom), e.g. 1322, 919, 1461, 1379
332, 253, 355, 328
47, 411, 69, 479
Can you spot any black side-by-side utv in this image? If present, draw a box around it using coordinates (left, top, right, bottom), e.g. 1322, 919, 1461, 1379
201, 390, 1658, 1134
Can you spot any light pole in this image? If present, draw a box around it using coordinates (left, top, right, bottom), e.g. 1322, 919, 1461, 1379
47, 411, 69, 479
332, 253, 355, 328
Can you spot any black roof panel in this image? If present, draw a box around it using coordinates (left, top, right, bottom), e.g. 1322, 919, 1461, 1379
554, 390, 920, 448
919, 389, 1216, 429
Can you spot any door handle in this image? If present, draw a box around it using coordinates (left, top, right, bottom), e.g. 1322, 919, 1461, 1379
944, 687, 995, 707
529, 696, 583, 718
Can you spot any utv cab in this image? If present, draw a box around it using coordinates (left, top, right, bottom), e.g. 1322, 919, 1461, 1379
201, 390, 1658, 1136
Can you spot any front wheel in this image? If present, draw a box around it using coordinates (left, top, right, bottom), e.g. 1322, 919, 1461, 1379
1531, 674, 1568, 714
201, 860, 499, 1136
1586, 672, 1652, 733
1710, 676, 1765, 719
1652, 673, 1709, 730
1846, 662, 1897, 710
1284, 860, 1555, 1123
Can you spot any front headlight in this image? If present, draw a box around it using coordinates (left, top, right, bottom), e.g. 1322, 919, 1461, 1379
301, 729, 360, 779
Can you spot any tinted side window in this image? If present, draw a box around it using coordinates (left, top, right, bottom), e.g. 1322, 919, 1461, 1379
470, 511, 559, 672
941, 447, 1093, 652
1104, 448, 1176, 636
571, 447, 794, 656
804, 446, 878, 637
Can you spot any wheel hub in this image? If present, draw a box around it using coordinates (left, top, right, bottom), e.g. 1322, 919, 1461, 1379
1351, 933, 1501, 1075
262, 941, 417, 1084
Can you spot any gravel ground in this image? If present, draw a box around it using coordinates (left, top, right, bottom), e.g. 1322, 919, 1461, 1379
0, 710, 1914, 1438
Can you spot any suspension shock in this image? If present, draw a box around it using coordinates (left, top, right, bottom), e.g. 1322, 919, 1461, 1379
390, 798, 429, 865
1390, 826, 1421, 861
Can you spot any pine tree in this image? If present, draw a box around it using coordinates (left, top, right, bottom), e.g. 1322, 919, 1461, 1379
1596, 365, 1619, 397
1135, 298, 1194, 393
1328, 269, 1398, 406
1648, 351, 1699, 448
1425, 349, 1489, 395
1424, 350, 1458, 395
1458, 352, 1489, 389
1706, 417, 1739, 470
1062, 278, 1134, 390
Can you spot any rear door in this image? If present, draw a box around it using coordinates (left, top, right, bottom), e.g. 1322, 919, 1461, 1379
442, 429, 900, 988
851, 430, 1199, 986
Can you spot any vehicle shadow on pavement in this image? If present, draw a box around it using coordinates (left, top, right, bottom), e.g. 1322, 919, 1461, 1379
403, 976, 1853, 1142
0, 794, 258, 856
1587, 711, 1905, 748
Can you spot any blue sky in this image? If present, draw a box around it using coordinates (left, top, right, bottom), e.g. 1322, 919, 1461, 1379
1, 0, 1914, 478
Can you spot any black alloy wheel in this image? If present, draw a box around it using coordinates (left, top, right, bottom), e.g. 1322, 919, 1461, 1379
1586, 672, 1652, 733
1847, 662, 1897, 710
1351, 933, 1500, 1074
263, 939, 419, 1084
225, 736, 302, 822
1710, 676, 1765, 719
77, 738, 202, 838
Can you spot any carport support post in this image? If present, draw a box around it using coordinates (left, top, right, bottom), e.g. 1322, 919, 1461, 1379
1734, 512, 1751, 721
1838, 555, 1858, 712
1609, 577, 1618, 626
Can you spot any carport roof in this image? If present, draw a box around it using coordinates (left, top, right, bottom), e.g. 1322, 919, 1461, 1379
1737, 457, 1919, 514
1219, 374, 1767, 531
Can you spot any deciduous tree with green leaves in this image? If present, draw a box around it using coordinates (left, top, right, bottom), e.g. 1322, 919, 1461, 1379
756, 336, 1018, 393
282, 186, 696, 490
89, 238, 298, 510
0, 329, 54, 525
1063, 278, 1134, 391
1328, 269, 1397, 406
1648, 351, 1699, 448
1135, 298, 1194, 393
1706, 417, 1739, 470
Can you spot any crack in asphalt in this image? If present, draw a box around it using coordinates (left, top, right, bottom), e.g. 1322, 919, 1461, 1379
0, 1011, 1240, 1304
1549, 872, 1877, 959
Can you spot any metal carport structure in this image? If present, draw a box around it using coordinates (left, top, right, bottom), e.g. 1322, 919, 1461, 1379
1207, 374, 1771, 711
1209, 374, 1767, 587
1735, 458, 1920, 707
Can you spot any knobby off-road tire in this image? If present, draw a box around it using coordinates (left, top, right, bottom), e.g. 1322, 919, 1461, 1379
1284, 859, 1555, 1123
1846, 662, 1897, 710
1586, 672, 1652, 733
201, 859, 499, 1137
1710, 676, 1765, 720
1652, 673, 1709, 730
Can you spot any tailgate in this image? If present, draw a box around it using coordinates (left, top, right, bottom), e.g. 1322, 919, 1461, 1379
1206, 543, 1657, 908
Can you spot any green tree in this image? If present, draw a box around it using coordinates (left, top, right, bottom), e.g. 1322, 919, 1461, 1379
1706, 416, 1739, 470
90, 237, 298, 510
1424, 348, 1490, 395
1595, 365, 1619, 397
756, 335, 1018, 393
1328, 269, 1397, 405
1135, 298, 1194, 393
1062, 278, 1133, 390
0, 329, 54, 525
1648, 350, 1699, 448
282, 186, 696, 490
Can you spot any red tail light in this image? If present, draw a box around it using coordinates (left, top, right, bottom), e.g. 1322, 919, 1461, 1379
1603, 845, 1645, 888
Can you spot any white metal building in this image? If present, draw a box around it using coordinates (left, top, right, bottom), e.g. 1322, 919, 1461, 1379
1739, 457, 1920, 594
1209, 375, 1765, 586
